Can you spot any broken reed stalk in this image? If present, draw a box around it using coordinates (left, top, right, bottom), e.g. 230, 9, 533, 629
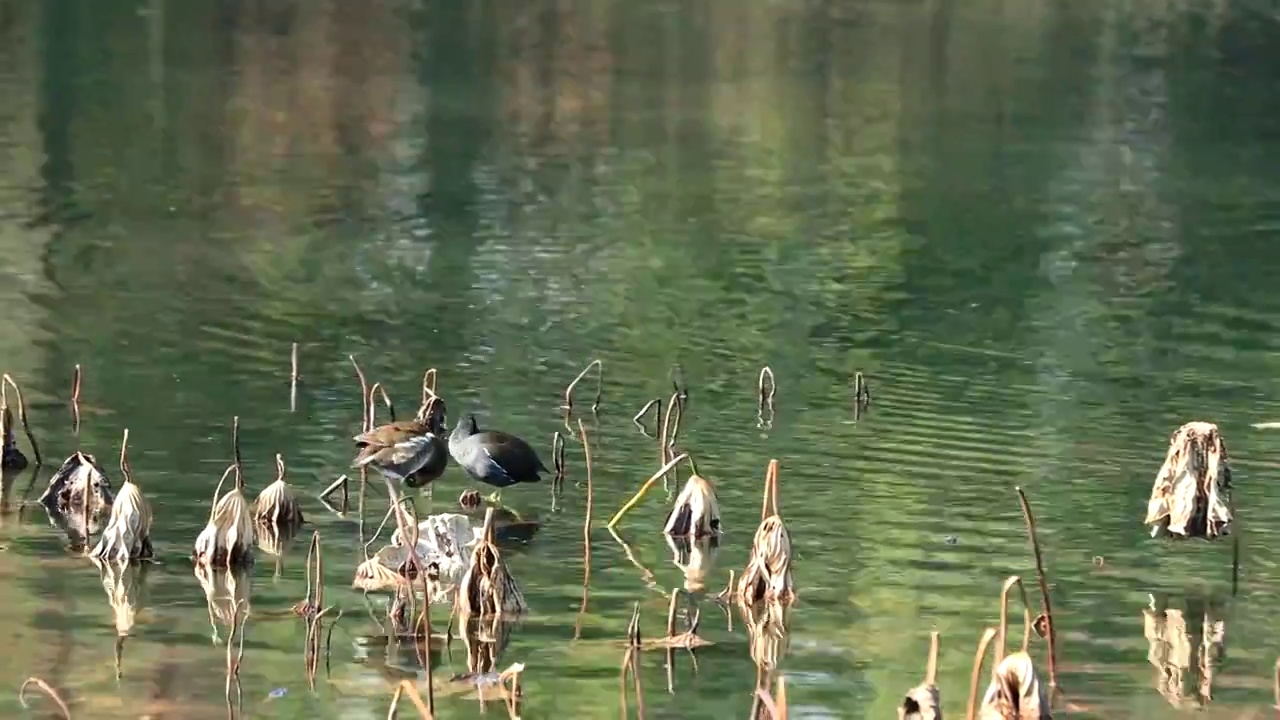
607, 453, 690, 529
19, 677, 71, 719
70, 364, 82, 434
632, 398, 661, 437
563, 359, 603, 414
757, 366, 776, 426
2, 373, 41, 465
1015, 486, 1058, 689
290, 342, 299, 413
966, 627, 999, 720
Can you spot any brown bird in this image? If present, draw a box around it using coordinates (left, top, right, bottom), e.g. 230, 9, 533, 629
352, 398, 450, 497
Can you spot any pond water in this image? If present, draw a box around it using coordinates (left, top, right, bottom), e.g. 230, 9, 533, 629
3, 0, 1280, 718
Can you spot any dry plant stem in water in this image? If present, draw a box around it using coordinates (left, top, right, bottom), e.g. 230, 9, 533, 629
966, 628, 999, 720
996, 576, 1034, 664
2, 373, 42, 465
19, 677, 71, 719
70, 364, 82, 434
289, 342, 299, 413
1015, 486, 1057, 689
633, 398, 661, 437
562, 359, 603, 414
607, 453, 691, 529
658, 391, 684, 487
757, 366, 776, 427
320, 474, 350, 510
91, 429, 154, 562
899, 631, 941, 720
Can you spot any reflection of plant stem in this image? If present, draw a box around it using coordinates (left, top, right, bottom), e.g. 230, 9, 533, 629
574, 422, 594, 640
633, 398, 661, 437
562, 359, 603, 414
608, 527, 659, 591
289, 342, 298, 413
18, 677, 71, 719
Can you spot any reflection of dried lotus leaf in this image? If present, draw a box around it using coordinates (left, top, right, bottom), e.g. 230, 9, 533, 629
92, 557, 147, 636
979, 652, 1049, 719
1143, 595, 1224, 708
39, 452, 114, 515
91, 481, 153, 562
454, 508, 527, 620
665, 533, 718, 593
1145, 422, 1232, 539
663, 474, 721, 538
739, 599, 790, 672
193, 478, 255, 568
194, 563, 251, 640
255, 519, 301, 556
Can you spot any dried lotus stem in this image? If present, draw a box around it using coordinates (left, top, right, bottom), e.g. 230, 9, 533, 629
70, 364, 82, 434
552, 431, 566, 483
633, 398, 661, 437
348, 355, 370, 432
579, 419, 593, 543
2, 373, 41, 465
371, 383, 395, 423
757, 366, 776, 428
1016, 486, 1058, 688
997, 576, 1035, 663
853, 371, 871, 406
966, 628, 998, 720
562, 359, 603, 414
421, 368, 438, 404
290, 342, 299, 413
231, 416, 243, 485
607, 453, 690, 529
19, 677, 71, 719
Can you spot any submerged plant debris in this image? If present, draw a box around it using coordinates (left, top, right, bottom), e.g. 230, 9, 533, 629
1145, 421, 1233, 539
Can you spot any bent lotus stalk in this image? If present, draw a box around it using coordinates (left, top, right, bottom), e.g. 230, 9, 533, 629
91, 429, 154, 562
562, 359, 603, 415
1145, 421, 1233, 539
1, 373, 41, 466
